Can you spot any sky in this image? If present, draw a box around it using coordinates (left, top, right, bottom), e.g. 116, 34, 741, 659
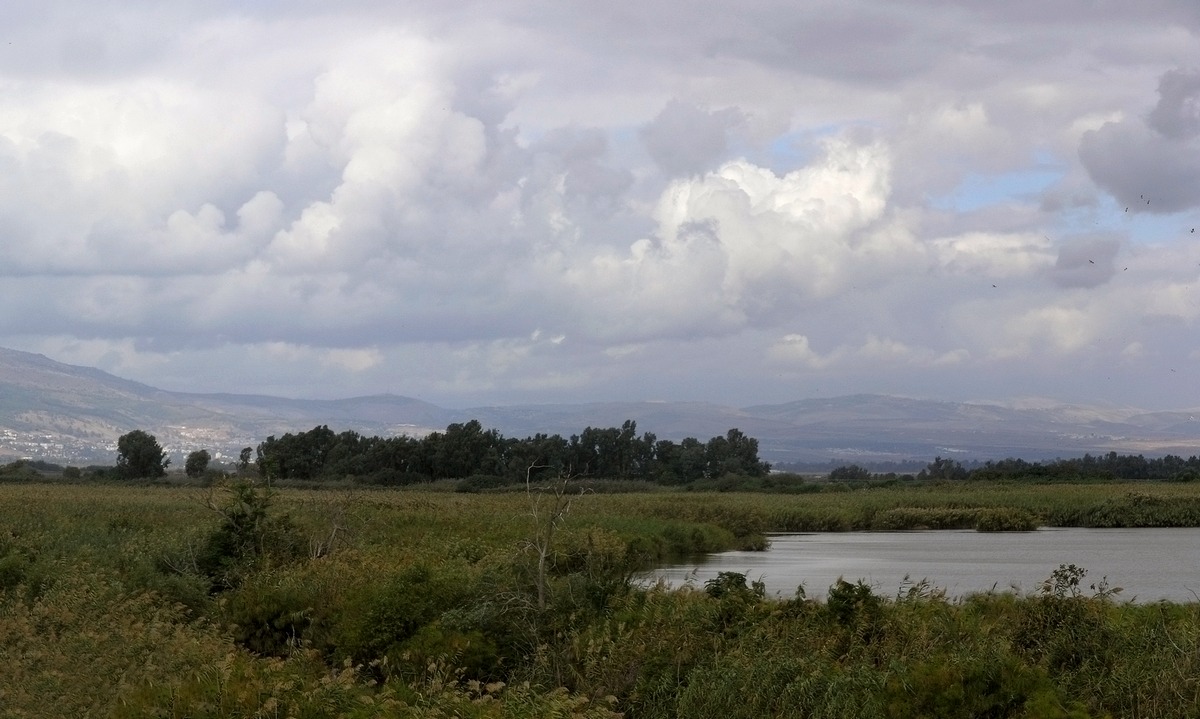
2, 1, 1200, 410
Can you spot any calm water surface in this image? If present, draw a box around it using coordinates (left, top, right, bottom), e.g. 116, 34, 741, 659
646, 528, 1200, 603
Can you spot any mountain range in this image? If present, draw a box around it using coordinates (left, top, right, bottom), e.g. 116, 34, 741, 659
2, 345, 1200, 468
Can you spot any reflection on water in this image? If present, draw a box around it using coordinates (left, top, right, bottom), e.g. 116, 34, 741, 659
645, 528, 1200, 603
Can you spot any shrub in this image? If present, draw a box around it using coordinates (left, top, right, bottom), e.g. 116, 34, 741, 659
883, 651, 1063, 718
335, 562, 477, 675
827, 578, 883, 631
704, 571, 764, 601
455, 474, 511, 493
1013, 565, 1119, 673
974, 507, 1040, 532
222, 574, 316, 656
871, 507, 978, 530
193, 481, 306, 591
0, 550, 30, 591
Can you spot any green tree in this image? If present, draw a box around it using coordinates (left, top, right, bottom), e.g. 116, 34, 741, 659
921, 455, 968, 481
705, 428, 770, 477
237, 447, 253, 474
256, 425, 337, 480
830, 464, 872, 481
185, 449, 211, 478
676, 437, 708, 480
116, 430, 169, 479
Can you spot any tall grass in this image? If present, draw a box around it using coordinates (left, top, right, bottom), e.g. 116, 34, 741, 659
6, 481, 1200, 717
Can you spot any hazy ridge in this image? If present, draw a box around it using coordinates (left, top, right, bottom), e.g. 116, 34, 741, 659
2, 346, 1199, 466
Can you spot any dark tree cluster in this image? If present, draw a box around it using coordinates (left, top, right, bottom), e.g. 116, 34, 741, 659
969, 452, 1200, 482
829, 451, 1200, 484
254, 419, 770, 484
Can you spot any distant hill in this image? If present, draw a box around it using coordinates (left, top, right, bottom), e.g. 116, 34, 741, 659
0, 346, 455, 463
2, 346, 1199, 466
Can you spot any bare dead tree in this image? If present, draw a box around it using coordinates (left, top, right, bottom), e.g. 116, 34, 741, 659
307, 485, 362, 558
521, 463, 584, 611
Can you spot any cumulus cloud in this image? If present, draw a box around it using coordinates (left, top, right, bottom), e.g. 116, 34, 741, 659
551, 132, 898, 342
3, 1, 1200, 410
1079, 68, 1200, 213
1148, 68, 1200, 140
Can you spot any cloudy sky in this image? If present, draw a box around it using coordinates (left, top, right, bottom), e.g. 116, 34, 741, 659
2, 1, 1200, 410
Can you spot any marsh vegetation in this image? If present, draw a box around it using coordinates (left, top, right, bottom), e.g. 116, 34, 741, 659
5, 478, 1200, 716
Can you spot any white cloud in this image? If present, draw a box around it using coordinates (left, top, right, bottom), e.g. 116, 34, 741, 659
769, 333, 969, 371
930, 232, 1055, 277
320, 348, 383, 373
1122, 342, 1145, 360
1144, 282, 1200, 321
996, 305, 1099, 357
769, 334, 834, 370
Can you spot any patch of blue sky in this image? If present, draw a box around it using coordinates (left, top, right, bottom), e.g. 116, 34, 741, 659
1117, 207, 1197, 245
763, 132, 817, 171
930, 166, 1062, 213
1066, 193, 1199, 245
737, 124, 846, 174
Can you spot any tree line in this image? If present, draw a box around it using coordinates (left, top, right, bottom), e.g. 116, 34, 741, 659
95, 422, 764, 484
833, 450, 1200, 483
253, 419, 771, 484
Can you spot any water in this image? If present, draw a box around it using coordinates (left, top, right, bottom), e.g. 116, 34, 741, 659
645, 528, 1200, 603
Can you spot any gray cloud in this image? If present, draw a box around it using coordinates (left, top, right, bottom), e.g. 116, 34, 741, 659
1148, 68, 1200, 140
1079, 119, 1200, 214
640, 100, 744, 177
1078, 68, 1200, 213
1050, 235, 1122, 289
2, 1, 1200, 410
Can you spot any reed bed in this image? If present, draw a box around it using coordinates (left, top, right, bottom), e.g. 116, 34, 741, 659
6, 481, 1200, 718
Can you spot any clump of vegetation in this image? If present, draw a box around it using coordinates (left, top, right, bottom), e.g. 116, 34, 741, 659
975, 507, 1040, 532
156, 479, 306, 593
0, 459, 44, 483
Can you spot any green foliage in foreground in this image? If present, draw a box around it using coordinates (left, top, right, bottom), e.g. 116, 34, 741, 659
5, 483, 1200, 717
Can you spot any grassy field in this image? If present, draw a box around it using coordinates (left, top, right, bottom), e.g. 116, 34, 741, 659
5, 479, 1200, 717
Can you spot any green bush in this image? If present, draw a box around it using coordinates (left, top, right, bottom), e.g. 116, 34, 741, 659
0, 550, 30, 591
194, 481, 306, 591
871, 507, 978, 530
334, 562, 480, 675
974, 507, 1040, 532
455, 474, 512, 493
883, 652, 1064, 718
222, 573, 317, 656
1012, 565, 1119, 673
827, 578, 882, 625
